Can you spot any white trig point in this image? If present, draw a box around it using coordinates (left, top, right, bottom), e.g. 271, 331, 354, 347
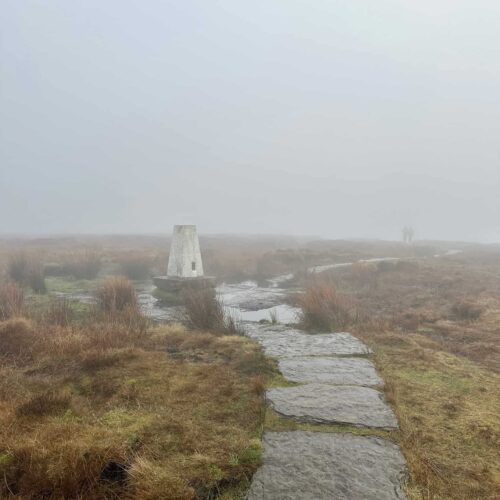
153, 225, 215, 293
167, 225, 204, 278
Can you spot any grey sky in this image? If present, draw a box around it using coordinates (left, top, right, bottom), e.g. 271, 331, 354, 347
1, 1, 499, 241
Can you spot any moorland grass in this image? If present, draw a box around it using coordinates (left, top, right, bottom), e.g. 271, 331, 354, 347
0, 316, 273, 499
368, 335, 500, 499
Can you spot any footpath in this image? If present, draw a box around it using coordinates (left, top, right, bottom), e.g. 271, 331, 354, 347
245, 323, 407, 500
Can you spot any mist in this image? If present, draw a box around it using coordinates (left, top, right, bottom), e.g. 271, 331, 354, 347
1, 1, 499, 241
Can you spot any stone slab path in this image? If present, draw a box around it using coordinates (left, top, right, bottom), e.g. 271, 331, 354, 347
267, 384, 399, 429
245, 322, 407, 499
245, 324, 371, 357
278, 356, 383, 386
247, 431, 407, 500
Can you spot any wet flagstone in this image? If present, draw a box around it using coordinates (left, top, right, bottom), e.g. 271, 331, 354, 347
247, 431, 407, 500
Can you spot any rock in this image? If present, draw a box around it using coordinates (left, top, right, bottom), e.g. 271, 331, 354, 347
278, 356, 383, 386
245, 324, 371, 357
247, 431, 407, 500
267, 384, 398, 429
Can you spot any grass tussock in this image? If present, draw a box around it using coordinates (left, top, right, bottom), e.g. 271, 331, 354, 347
296, 278, 358, 331
0, 318, 35, 359
26, 260, 47, 293
451, 299, 484, 321
43, 298, 74, 327
93, 278, 149, 340
6, 253, 46, 293
183, 288, 245, 336
0, 282, 24, 320
96, 276, 139, 314
6, 253, 29, 283
63, 250, 102, 280
16, 389, 72, 417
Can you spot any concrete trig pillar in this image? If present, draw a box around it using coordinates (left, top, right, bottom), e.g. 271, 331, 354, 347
153, 225, 215, 294
167, 225, 204, 278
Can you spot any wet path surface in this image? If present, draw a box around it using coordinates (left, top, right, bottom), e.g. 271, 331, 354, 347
247, 432, 406, 500
245, 322, 406, 499
228, 270, 408, 498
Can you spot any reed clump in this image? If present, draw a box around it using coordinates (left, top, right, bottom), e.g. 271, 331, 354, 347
0, 282, 24, 320
96, 277, 139, 314
64, 250, 102, 280
182, 288, 245, 335
297, 278, 358, 331
6, 253, 46, 293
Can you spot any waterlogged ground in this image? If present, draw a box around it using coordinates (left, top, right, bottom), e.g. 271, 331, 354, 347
46, 275, 300, 324
46, 278, 176, 321
221, 278, 299, 324
48, 252, 459, 325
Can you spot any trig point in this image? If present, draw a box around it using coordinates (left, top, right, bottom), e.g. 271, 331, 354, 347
153, 225, 215, 293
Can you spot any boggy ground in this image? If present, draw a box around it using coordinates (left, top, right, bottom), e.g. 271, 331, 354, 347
0, 314, 273, 499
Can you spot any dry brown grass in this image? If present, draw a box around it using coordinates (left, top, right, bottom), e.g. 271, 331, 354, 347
43, 297, 74, 326
0, 319, 272, 499
0, 318, 35, 359
450, 299, 484, 321
296, 278, 359, 331
183, 288, 245, 336
0, 236, 279, 498
361, 333, 500, 500
0, 282, 24, 320
96, 276, 138, 313
92, 277, 150, 343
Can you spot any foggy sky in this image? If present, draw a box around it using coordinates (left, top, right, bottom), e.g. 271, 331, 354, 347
1, 1, 500, 241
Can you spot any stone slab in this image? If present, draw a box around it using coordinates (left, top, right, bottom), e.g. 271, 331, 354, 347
247, 431, 407, 500
278, 356, 383, 386
217, 281, 286, 311
267, 384, 398, 429
245, 324, 371, 358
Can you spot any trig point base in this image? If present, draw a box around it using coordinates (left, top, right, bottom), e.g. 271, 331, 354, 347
153, 225, 215, 293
